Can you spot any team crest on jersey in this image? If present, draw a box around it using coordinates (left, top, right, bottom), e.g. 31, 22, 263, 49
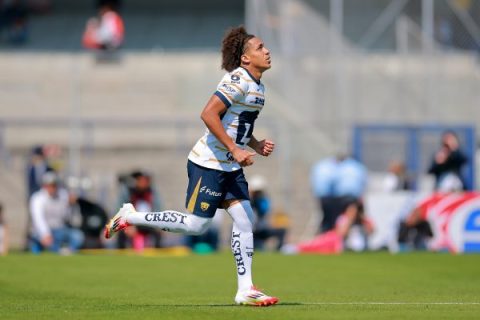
200, 202, 210, 211
230, 74, 241, 84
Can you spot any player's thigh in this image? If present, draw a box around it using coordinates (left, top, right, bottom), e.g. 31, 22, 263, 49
222, 169, 250, 208
185, 160, 225, 218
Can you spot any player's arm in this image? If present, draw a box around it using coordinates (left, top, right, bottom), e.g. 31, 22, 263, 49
248, 135, 275, 157
200, 95, 256, 167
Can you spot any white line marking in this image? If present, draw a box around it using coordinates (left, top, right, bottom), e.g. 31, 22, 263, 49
304, 302, 480, 305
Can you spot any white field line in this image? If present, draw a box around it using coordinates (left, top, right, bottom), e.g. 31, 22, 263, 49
303, 302, 480, 305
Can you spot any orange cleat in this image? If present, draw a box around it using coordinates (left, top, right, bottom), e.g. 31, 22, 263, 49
104, 203, 134, 239
235, 286, 279, 306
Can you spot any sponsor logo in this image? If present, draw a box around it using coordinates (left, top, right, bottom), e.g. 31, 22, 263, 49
464, 209, 480, 252
253, 97, 265, 105
231, 232, 246, 275
221, 84, 237, 94
200, 202, 210, 212
199, 186, 223, 197
231, 74, 240, 83
226, 152, 235, 162
447, 199, 480, 253
145, 212, 187, 224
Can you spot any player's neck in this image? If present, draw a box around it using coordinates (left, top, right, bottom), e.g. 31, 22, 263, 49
241, 65, 262, 83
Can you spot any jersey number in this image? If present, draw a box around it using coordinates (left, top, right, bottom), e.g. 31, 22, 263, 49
236, 111, 259, 146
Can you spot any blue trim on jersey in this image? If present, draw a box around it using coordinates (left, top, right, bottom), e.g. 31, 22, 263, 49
241, 67, 261, 85
214, 91, 231, 108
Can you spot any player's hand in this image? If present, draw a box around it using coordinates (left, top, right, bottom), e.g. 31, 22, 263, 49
232, 147, 256, 167
254, 139, 275, 157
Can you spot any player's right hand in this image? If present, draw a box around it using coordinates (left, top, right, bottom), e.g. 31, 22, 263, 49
232, 148, 256, 167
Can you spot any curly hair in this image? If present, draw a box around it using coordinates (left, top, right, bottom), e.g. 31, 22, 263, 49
221, 26, 254, 72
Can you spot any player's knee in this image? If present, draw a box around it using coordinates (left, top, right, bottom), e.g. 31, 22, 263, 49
234, 217, 253, 233
230, 200, 254, 233
187, 215, 212, 235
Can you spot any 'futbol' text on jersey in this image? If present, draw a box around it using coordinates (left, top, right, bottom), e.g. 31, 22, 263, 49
199, 186, 223, 197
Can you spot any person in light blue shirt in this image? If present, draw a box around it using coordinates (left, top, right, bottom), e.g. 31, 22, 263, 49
310, 157, 337, 198
333, 157, 367, 198
310, 155, 368, 233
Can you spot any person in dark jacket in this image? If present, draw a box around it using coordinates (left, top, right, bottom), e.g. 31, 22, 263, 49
428, 131, 467, 191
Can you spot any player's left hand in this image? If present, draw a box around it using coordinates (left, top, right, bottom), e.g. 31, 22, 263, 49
255, 139, 275, 157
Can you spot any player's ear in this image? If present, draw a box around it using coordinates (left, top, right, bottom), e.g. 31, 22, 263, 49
241, 53, 250, 65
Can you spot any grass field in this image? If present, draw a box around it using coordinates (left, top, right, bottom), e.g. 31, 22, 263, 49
1, 251, 479, 319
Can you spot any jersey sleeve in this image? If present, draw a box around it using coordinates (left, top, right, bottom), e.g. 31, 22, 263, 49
214, 73, 249, 108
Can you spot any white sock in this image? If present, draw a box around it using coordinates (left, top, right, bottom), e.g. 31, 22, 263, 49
126, 210, 211, 235
227, 201, 255, 292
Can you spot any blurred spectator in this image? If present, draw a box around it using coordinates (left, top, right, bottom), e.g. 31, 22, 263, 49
26, 145, 53, 200
82, 1, 124, 51
382, 160, 412, 192
310, 154, 367, 233
75, 197, 108, 249
29, 172, 84, 254
395, 192, 463, 252
63, 174, 108, 249
0, 0, 28, 45
0, 203, 8, 255
428, 131, 467, 191
282, 201, 373, 254
25, 145, 54, 250
117, 170, 163, 251
249, 175, 287, 251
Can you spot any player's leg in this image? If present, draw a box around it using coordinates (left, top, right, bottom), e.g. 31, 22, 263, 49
226, 200, 254, 291
104, 203, 213, 238
224, 171, 278, 306
104, 160, 221, 238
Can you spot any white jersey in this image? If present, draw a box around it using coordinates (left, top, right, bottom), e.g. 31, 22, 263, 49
188, 67, 265, 172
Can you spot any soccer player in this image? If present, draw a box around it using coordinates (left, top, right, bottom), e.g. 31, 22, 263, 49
104, 26, 278, 306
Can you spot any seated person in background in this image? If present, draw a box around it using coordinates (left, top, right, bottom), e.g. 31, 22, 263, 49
82, 1, 124, 50
249, 175, 287, 251
283, 201, 373, 254
29, 172, 84, 254
117, 170, 163, 251
383, 160, 412, 192
397, 192, 480, 251
75, 197, 109, 249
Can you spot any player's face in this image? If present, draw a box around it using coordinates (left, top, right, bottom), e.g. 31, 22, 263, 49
244, 37, 271, 71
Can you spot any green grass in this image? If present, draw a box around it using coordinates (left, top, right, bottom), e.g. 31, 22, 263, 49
1, 252, 479, 319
